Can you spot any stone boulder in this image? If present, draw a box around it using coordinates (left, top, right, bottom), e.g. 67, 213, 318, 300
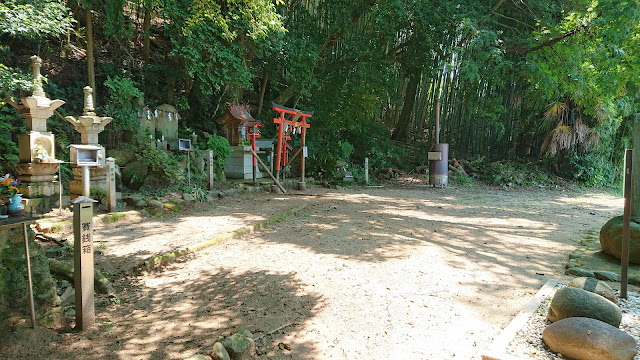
211, 342, 231, 360
600, 216, 640, 264
122, 160, 148, 190
147, 199, 164, 209
569, 277, 617, 304
222, 330, 255, 360
122, 194, 145, 208
543, 317, 637, 360
548, 287, 621, 328
594, 271, 620, 282
106, 149, 136, 167
139, 173, 163, 191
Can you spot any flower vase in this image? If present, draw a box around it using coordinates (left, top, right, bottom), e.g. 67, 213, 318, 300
8, 194, 25, 214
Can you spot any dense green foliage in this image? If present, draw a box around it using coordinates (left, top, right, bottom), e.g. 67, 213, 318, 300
1, 0, 640, 186
203, 132, 232, 179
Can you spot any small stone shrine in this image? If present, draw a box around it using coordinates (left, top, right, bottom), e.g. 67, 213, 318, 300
138, 104, 180, 151
7, 56, 65, 211
65, 87, 113, 197
216, 103, 263, 179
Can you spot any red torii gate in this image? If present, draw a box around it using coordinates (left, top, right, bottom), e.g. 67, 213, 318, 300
272, 102, 312, 184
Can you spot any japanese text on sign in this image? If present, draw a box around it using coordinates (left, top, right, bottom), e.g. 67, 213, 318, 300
82, 245, 92, 254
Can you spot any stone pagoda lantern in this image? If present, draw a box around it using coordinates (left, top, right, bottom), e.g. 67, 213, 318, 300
7, 56, 65, 210
65, 86, 112, 196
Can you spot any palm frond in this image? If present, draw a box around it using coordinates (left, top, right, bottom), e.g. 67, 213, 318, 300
544, 101, 567, 118
541, 125, 573, 155
573, 118, 589, 144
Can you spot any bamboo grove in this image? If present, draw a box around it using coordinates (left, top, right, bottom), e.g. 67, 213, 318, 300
2, 0, 640, 184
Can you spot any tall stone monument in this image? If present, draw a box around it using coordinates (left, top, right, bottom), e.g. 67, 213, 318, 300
65, 87, 112, 197
7, 56, 65, 211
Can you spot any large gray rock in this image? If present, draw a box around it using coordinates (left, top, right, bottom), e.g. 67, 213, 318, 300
600, 216, 640, 264
543, 317, 637, 360
122, 194, 145, 207
122, 160, 148, 190
107, 149, 136, 167
211, 341, 231, 360
147, 199, 164, 209
569, 277, 617, 304
594, 271, 620, 282
548, 287, 621, 328
567, 267, 595, 278
222, 331, 255, 360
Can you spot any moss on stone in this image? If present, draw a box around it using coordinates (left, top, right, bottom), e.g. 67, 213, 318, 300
0, 226, 59, 318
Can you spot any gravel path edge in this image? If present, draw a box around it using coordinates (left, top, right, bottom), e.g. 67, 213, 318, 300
482, 279, 563, 360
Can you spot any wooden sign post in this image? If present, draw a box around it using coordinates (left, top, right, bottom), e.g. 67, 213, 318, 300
73, 196, 97, 330
365, 157, 369, 184
207, 149, 215, 190
622, 149, 633, 299
106, 157, 116, 212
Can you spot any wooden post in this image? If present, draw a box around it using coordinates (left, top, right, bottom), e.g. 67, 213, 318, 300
58, 162, 63, 214
275, 114, 284, 181
207, 149, 214, 190
73, 196, 97, 330
106, 157, 116, 212
269, 149, 274, 175
622, 149, 633, 299
187, 152, 191, 186
250, 149, 286, 193
23, 222, 36, 328
252, 136, 257, 183
301, 125, 307, 183
365, 157, 369, 184
86, 9, 96, 105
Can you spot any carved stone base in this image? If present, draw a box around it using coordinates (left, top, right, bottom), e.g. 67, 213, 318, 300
72, 166, 107, 177
16, 162, 59, 176
17, 174, 58, 182
19, 181, 60, 198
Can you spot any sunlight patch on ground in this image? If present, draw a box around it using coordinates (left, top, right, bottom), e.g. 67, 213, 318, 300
553, 193, 622, 212
367, 208, 548, 229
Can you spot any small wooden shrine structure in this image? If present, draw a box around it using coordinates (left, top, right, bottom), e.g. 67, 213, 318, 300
216, 103, 264, 180
217, 103, 260, 146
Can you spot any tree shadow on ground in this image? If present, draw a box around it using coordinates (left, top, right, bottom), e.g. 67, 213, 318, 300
1, 265, 322, 359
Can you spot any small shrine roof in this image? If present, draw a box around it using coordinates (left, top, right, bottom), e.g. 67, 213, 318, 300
218, 103, 258, 126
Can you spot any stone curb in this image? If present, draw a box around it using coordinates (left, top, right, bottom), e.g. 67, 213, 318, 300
482, 279, 563, 360
140, 203, 308, 271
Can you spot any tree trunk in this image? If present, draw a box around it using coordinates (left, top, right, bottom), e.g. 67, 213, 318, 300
274, 85, 297, 106
258, 57, 274, 114
142, 6, 151, 63
86, 9, 96, 105
392, 72, 420, 141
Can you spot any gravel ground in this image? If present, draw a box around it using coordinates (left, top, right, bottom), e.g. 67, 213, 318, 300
0, 182, 629, 359
507, 284, 640, 359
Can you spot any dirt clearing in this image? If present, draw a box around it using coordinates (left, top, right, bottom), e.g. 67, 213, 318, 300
1, 183, 625, 359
